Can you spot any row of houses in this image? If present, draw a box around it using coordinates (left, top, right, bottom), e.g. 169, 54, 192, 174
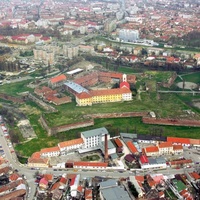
28, 125, 200, 170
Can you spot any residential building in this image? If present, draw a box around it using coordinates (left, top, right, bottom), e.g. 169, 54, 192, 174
28, 152, 49, 168
33, 48, 55, 65
158, 142, 173, 155
129, 176, 145, 198
58, 138, 84, 155
143, 146, 159, 157
173, 145, 183, 155
81, 127, 110, 148
63, 45, 79, 59
119, 29, 139, 42
40, 146, 60, 158
104, 19, 117, 33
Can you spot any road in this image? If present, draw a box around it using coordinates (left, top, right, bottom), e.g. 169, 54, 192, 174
0, 126, 198, 199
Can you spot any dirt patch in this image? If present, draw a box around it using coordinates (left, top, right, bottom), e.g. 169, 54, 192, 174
177, 82, 197, 90
193, 102, 200, 109
19, 105, 41, 115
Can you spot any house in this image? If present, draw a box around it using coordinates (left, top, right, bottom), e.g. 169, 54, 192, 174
158, 142, 173, 155
28, 152, 49, 168
130, 176, 145, 198
169, 159, 193, 168
40, 146, 60, 158
39, 177, 48, 190
143, 146, 159, 156
84, 189, 93, 200
48, 74, 67, 88
173, 145, 183, 155
70, 174, 80, 198
58, 138, 84, 155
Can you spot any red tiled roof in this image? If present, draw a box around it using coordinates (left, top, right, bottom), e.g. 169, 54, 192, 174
73, 162, 108, 167
126, 141, 138, 154
173, 145, 183, 150
114, 138, 123, 148
158, 142, 173, 148
144, 146, 159, 153
40, 146, 60, 154
28, 152, 49, 164
76, 92, 91, 99
58, 138, 83, 148
9, 173, 20, 181
189, 172, 200, 180
120, 81, 130, 89
167, 137, 190, 145
39, 177, 48, 186
85, 189, 93, 199
60, 177, 68, 184
135, 176, 144, 183
189, 139, 200, 145
90, 87, 131, 96
43, 174, 53, 182
170, 159, 192, 165
50, 74, 67, 84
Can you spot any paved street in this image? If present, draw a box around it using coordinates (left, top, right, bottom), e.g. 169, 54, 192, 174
0, 127, 198, 200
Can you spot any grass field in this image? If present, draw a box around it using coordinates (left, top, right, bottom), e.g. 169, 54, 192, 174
44, 91, 195, 127
15, 115, 200, 158
180, 72, 200, 83
0, 80, 33, 96
0, 70, 199, 158
175, 72, 200, 84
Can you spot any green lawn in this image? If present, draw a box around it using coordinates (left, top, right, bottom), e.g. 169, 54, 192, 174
44, 92, 198, 127
0, 80, 33, 96
178, 72, 200, 84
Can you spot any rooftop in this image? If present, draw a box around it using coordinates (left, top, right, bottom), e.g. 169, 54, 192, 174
64, 80, 88, 94
58, 138, 84, 148
81, 127, 108, 138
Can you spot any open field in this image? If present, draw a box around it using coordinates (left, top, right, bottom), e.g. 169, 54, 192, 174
15, 115, 200, 158
175, 72, 200, 84
0, 80, 33, 96
0, 70, 198, 158
44, 91, 198, 127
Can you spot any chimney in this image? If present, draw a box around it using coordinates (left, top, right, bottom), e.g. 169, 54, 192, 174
104, 134, 109, 163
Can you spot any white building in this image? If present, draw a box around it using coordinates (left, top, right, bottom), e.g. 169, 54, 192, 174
40, 146, 60, 157
81, 127, 110, 149
119, 29, 139, 42
58, 138, 84, 155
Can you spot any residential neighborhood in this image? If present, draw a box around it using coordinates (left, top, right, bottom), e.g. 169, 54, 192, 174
0, 0, 199, 200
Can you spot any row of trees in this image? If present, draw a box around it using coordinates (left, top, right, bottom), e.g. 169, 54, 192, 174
169, 31, 200, 48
